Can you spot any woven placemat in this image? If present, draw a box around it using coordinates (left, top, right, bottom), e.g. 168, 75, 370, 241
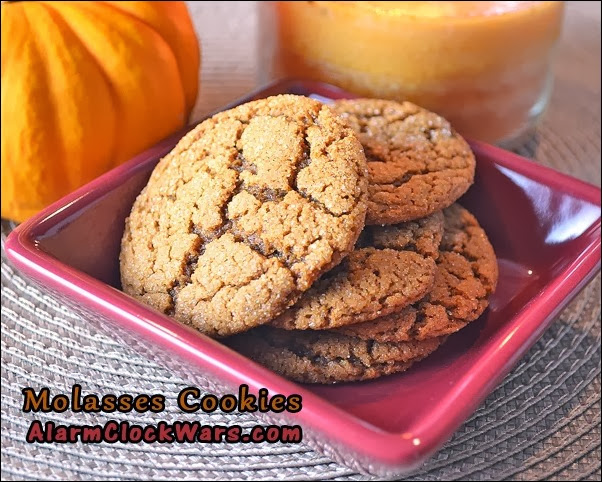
2, 2, 600, 480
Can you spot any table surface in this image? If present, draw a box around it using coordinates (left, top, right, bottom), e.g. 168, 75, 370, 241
1, 2, 600, 480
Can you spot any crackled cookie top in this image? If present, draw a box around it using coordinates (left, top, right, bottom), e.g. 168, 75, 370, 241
331, 99, 475, 225
227, 326, 444, 383
120, 95, 368, 337
271, 211, 443, 330
338, 204, 498, 342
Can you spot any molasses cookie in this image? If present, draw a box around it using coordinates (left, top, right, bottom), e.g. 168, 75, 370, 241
331, 99, 475, 224
338, 204, 498, 342
120, 95, 368, 337
227, 326, 444, 384
271, 211, 443, 330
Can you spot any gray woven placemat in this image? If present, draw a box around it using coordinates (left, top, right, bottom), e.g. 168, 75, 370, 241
1, 2, 601, 480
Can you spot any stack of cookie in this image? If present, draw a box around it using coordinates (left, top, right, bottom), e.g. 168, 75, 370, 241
120, 95, 498, 384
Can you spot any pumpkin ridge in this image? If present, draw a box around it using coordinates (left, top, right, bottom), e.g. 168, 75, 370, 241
46, 1, 186, 163
19, 4, 69, 197
95, 0, 192, 116
39, 1, 119, 172
39, 2, 185, 165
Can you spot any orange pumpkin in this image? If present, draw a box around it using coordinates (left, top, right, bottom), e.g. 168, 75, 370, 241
1, 1, 200, 222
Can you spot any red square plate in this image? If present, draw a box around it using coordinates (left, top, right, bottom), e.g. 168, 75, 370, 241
5, 80, 601, 476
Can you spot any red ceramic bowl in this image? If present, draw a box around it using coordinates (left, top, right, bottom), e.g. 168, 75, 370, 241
5, 80, 601, 476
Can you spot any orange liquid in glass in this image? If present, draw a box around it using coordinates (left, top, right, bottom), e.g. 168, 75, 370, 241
269, 1, 564, 143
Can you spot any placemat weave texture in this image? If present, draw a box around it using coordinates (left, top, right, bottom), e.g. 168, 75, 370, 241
1, 2, 600, 480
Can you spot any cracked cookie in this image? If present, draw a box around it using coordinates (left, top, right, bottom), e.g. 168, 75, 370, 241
226, 326, 444, 383
331, 99, 476, 225
338, 204, 498, 342
271, 211, 443, 330
120, 95, 368, 337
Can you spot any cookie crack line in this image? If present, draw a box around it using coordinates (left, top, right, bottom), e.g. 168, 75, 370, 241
409, 298, 473, 337
452, 236, 497, 293
357, 236, 420, 253
445, 256, 489, 302
165, 122, 250, 312
292, 118, 359, 218
356, 110, 449, 144
231, 230, 293, 270
193, 259, 282, 305
352, 109, 422, 130
166, 252, 199, 315
284, 340, 376, 370
261, 333, 386, 370
348, 108, 452, 150
441, 213, 497, 287
372, 164, 472, 190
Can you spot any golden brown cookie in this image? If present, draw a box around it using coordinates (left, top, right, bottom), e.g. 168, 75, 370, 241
270, 211, 443, 330
331, 99, 476, 225
120, 95, 368, 337
227, 326, 444, 384
338, 204, 498, 342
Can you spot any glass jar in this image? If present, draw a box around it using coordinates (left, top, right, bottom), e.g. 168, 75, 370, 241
260, 1, 565, 145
